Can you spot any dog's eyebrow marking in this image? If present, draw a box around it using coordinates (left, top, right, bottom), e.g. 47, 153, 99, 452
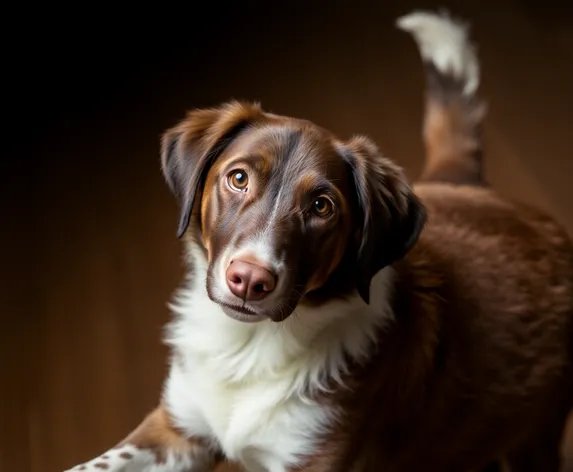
223, 154, 266, 171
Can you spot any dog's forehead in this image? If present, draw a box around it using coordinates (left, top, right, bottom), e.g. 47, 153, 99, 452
229, 121, 347, 181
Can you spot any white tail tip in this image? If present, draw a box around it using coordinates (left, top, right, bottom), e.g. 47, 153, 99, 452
396, 10, 480, 96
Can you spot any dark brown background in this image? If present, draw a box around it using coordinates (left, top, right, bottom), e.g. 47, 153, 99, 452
2, 1, 572, 471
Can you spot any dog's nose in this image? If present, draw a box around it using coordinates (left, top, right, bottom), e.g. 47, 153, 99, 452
226, 260, 276, 301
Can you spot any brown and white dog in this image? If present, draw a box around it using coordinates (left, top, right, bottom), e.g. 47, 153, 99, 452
65, 11, 573, 472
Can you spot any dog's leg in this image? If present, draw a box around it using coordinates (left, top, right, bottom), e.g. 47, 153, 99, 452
64, 405, 216, 472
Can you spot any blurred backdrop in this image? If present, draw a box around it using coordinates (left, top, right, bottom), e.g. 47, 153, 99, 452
2, 1, 572, 471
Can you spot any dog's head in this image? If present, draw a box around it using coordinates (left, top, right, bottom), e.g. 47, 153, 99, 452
161, 101, 425, 323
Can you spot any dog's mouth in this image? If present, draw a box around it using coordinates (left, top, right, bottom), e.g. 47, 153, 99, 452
219, 302, 267, 323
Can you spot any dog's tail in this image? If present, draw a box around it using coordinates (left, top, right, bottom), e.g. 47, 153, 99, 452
397, 11, 487, 186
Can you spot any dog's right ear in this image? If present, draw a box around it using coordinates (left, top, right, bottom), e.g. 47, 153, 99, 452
161, 101, 264, 238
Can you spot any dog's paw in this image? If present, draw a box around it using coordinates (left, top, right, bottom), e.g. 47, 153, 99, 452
64, 444, 154, 472
64, 442, 206, 472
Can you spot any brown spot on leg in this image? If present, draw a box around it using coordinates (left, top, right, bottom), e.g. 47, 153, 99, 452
119, 451, 134, 460
120, 405, 210, 463
94, 463, 109, 469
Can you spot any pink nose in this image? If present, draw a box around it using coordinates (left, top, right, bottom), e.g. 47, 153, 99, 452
226, 260, 277, 301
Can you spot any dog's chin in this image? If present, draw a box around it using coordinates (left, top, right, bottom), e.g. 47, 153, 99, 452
206, 282, 300, 324
205, 282, 266, 323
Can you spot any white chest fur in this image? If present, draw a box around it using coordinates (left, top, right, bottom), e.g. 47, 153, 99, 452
162, 243, 395, 472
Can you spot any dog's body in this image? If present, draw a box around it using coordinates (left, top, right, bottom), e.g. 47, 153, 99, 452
65, 11, 573, 472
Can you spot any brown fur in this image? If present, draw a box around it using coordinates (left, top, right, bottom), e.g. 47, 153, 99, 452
118, 406, 216, 466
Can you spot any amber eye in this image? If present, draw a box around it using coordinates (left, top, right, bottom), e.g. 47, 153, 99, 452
312, 197, 333, 217
227, 169, 249, 192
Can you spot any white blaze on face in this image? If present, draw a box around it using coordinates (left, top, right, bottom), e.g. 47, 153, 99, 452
214, 187, 290, 302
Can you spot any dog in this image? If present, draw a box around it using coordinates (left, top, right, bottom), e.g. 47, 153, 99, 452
65, 10, 573, 472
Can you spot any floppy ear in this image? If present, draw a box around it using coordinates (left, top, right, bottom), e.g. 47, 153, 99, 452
342, 136, 427, 304
161, 101, 264, 238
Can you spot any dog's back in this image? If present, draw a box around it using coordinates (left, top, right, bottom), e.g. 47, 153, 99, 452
392, 11, 573, 471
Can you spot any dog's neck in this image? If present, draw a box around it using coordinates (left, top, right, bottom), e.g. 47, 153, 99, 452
164, 239, 396, 394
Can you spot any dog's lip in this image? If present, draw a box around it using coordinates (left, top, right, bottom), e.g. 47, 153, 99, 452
221, 302, 258, 315
219, 302, 267, 322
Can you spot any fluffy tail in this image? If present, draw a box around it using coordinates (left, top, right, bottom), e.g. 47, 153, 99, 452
397, 11, 487, 186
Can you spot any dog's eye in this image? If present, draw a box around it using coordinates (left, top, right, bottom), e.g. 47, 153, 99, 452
228, 169, 249, 192
312, 197, 333, 217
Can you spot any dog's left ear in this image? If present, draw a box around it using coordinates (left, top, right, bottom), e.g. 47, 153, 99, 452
161, 101, 265, 238
341, 136, 427, 304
